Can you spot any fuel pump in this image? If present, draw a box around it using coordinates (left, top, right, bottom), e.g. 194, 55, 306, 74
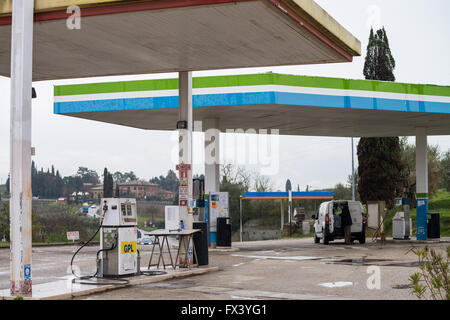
70, 197, 166, 285
98, 198, 138, 277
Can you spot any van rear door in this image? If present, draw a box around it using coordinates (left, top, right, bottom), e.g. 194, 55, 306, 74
349, 202, 363, 232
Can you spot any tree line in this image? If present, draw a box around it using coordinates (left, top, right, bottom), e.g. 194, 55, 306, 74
2, 163, 181, 200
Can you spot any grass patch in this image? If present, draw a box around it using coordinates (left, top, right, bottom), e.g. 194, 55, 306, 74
282, 231, 313, 239
429, 189, 450, 210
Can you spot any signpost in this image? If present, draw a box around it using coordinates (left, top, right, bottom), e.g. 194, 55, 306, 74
67, 231, 79, 243
177, 164, 191, 207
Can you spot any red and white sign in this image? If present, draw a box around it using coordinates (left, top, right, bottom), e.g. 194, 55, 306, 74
176, 164, 191, 171
177, 164, 191, 206
67, 231, 79, 241
179, 186, 189, 199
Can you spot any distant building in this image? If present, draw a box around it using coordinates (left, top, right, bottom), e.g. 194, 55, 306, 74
82, 183, 94, 191
118, 180, 159, 199
118, 180, 175, 200
89, 185, 104, 200
85, 181, 175, 200
157, 188, 175, 200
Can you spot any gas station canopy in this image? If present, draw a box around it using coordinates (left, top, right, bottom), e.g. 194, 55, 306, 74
0, 0, 360, 80
54, 73, 450, 137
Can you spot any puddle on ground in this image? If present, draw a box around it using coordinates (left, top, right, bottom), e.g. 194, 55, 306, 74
326, 257, 390, 266
319, 281, 353, 288
392, 284, 413, 289
138, 280, 195, 289
384, 261, 424, 267
231, 254, 322, 261
326, 257, 423, 268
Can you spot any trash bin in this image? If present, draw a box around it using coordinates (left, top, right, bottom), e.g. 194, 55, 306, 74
193, 221, 208, 266
217, 217, 231, 247
427, 212, 440, 239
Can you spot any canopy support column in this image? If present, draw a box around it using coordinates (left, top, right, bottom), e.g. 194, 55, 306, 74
9, 0, 34, 296
178, 71, 193, 231
280, 199, 284, 233
415, 127, 428, 240
204, 118, 220, 247
204, 118, 220, 194
240, 197, 243, 242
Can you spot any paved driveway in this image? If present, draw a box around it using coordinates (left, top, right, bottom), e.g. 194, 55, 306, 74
72, 237, 448, 300
1, 237, 447, 299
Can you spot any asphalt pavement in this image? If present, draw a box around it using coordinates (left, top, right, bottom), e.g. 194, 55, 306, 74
0, 237, 448, 300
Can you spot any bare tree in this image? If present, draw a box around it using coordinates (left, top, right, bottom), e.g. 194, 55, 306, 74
253, 173, 273, 192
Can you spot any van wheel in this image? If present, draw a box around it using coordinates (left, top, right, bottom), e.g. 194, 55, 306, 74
359, 232, 366, 244
314, 232, 320, 244
359, 225, 366, 244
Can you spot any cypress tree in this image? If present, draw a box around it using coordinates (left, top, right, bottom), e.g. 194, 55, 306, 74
108, 173, 114, 198
363, 27, 396, 81
103, 168, 113, 198
358, 27, 403, 206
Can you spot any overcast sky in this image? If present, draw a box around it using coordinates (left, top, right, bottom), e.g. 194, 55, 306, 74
0, 0, 449, 191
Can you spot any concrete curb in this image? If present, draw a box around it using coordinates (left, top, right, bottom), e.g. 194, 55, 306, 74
0, 242, 100, 249
0, 266, 219, 300
167, 245, 240, 252
375, 238, 449, 245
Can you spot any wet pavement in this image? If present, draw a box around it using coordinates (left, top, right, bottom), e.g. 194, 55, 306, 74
0, 237, 448, 299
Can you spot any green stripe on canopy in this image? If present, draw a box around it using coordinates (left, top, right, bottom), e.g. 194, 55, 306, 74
54, 73, 450, 97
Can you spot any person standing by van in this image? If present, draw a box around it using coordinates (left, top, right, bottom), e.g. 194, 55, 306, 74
339, 203, 352, 244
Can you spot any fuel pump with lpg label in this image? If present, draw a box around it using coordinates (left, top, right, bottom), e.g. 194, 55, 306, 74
98, 198, 138, 277
70, 198, 165, 285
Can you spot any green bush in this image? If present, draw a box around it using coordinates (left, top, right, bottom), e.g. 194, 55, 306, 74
409, 245, 449, 300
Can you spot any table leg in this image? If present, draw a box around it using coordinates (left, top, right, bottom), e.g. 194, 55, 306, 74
157, 235, 167, 270
192, 234, 199, 267
185, 235, 191, 270
165, 236, 174, 269
147, 237, 157, 269
175, 236, 182, 269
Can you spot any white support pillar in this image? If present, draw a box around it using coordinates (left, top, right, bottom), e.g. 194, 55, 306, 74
9, 0, 34, 295
204, 118, 220, 194
415, 127, 428, 240
351, 137, 355, 201
177, 71, 194, 264
178, 71, 194, 230
204, 118, 220, 247
240, 197, 243, 242
280, 199, 284, 232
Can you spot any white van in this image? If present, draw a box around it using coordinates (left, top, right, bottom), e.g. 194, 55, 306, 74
313, 200, 366, 244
